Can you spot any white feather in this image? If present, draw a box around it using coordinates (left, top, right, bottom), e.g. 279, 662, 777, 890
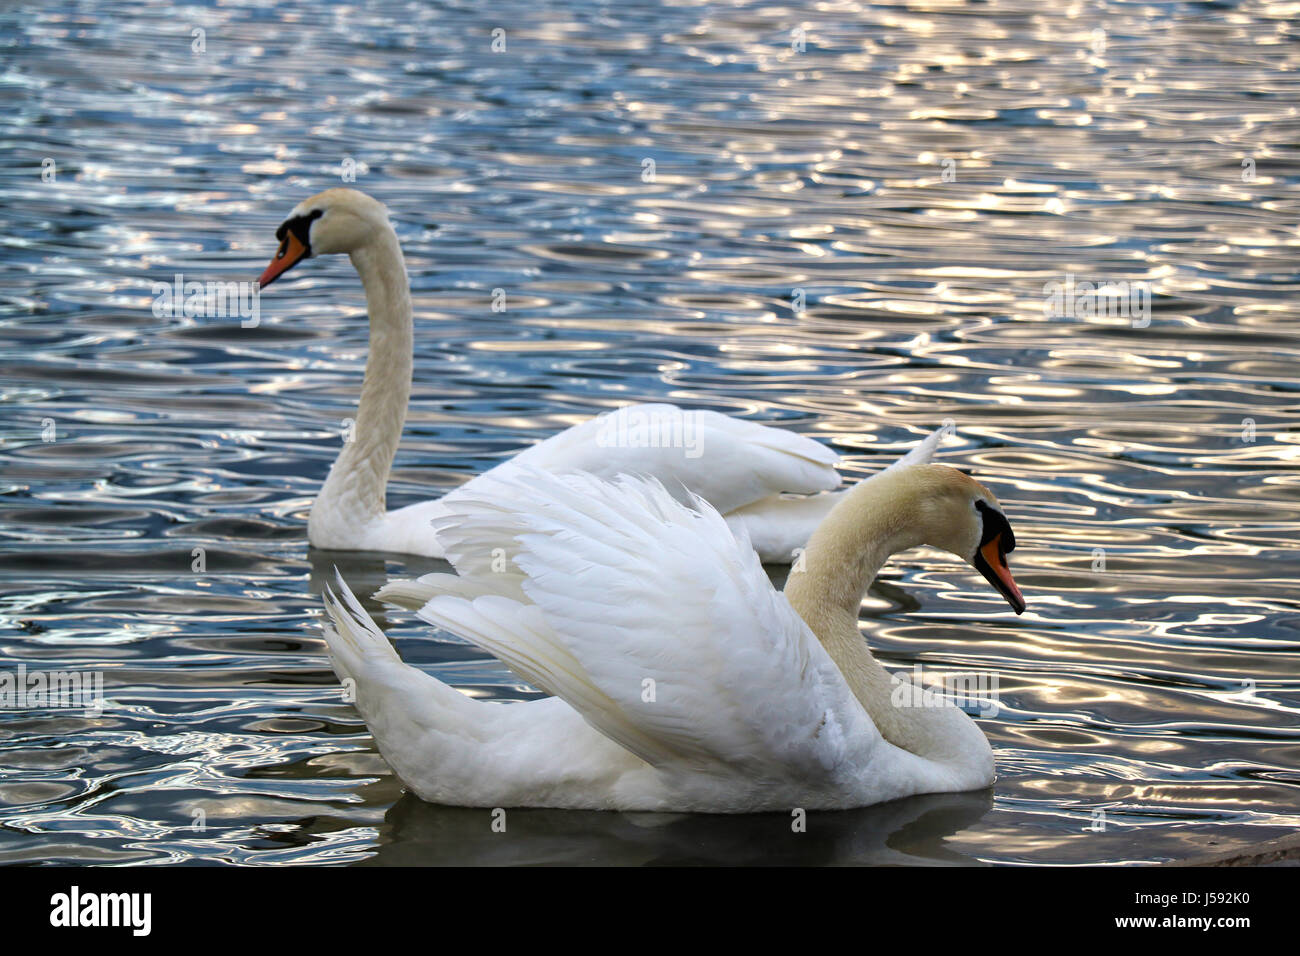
332, 426, 997, 812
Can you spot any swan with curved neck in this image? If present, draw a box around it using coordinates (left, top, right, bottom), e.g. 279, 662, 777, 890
782, 462, 1023, 766
257, 188, 855, 562
322, 453, 1025, 812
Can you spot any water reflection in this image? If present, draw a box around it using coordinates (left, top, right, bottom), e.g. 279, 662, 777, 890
362, 790, 995, 867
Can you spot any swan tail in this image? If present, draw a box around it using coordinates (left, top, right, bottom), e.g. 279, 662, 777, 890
321, 571, 489, 800
883, 424, 949, 473
721, 424, 953, 562
321, 570, 400, 686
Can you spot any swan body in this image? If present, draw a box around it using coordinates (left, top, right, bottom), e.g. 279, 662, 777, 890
321, 443, 1025, 813
259, 188, 846, 562
316, 402, 844, 561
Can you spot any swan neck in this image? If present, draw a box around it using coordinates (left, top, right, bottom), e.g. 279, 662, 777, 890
785, 469, 924, 619
782, 470, 935, 750
313, 229, 412, 533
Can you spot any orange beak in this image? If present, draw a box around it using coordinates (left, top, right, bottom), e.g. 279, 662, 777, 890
977, 534, 1025, 614
258, 232, 309, 289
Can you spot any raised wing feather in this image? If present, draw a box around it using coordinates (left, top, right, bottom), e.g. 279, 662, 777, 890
409, 468, 880, 783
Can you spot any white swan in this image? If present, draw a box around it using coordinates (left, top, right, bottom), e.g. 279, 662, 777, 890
319, 446, 1026, 813
257, 187, 849, 562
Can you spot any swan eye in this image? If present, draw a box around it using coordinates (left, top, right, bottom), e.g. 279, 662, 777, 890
261, 209, 323, 289
274, 208, 324, 250
974, 500, 1015, 555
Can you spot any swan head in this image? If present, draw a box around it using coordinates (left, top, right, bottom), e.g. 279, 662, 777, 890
911, 465, 1026, 615
258, 188, 392, 288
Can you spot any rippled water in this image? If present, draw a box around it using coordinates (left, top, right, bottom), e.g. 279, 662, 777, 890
2, 0, 1299, 865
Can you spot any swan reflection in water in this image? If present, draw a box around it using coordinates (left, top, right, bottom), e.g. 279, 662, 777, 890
307, 549, 450, 620
359, 788, 994, 867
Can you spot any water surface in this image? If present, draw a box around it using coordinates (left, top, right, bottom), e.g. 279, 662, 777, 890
2, 0, 1299, 864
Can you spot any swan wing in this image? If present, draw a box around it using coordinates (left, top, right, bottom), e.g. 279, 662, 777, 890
721, 423, 951, 561
471, 403, 839, 516
398, 468, 880, 784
